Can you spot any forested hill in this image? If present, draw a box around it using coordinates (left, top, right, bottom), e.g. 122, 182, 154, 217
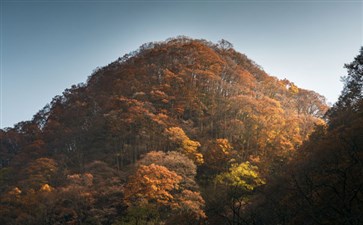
0, 37, 330, 224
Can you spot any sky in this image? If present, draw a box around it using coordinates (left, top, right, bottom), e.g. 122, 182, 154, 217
1, 0, 362, 129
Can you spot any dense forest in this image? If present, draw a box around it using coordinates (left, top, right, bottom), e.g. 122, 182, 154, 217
0, 37, 361, 225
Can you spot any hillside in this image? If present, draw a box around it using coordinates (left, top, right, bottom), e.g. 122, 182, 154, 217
0, 37, 329, 224
241, 47, 363, 225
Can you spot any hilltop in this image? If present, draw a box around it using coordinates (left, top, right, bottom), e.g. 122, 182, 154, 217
0, 37, 330, 224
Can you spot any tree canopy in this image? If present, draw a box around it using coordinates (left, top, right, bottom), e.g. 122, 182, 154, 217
0, 37, 333, 225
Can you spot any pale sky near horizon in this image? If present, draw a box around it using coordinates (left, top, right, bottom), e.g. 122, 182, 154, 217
1, 0, 362, 129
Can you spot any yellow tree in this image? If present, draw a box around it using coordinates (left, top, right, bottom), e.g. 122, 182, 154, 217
214, 161, 266, 225
164, 127, 203, 164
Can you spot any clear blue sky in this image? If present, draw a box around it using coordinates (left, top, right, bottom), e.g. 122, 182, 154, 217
1, 0, 362, 129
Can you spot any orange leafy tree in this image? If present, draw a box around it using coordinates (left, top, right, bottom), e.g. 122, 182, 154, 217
125, 164, 182, 207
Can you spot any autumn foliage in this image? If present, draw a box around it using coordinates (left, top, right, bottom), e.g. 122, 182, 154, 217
0, 37, 339, 225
